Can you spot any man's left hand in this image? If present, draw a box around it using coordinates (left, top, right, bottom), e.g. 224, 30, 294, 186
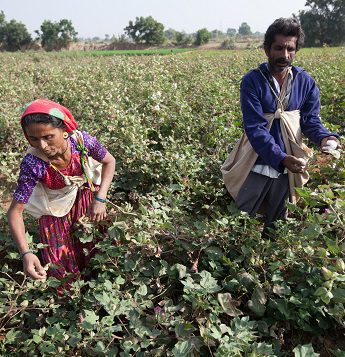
320, 136, 341, 150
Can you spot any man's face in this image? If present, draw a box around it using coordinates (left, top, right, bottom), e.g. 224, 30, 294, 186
265, 34, 297, 74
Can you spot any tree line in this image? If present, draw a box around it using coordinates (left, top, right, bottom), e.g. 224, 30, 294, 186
0, 11, 77, 51
0, 10, 254, 51
0, 0, 344, 51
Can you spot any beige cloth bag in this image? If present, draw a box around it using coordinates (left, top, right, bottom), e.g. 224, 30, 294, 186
221, 68, 313, 204
25, 131, 103, 219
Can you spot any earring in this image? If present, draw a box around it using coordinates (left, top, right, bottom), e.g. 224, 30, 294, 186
63, 132, 68, 139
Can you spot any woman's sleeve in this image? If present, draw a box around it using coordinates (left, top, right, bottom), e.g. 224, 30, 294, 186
82, 131, 108, 162
13, 154, 47, 204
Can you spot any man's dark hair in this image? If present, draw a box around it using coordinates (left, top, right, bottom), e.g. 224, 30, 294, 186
21, 113, 66, 130
264, 18, 305, 51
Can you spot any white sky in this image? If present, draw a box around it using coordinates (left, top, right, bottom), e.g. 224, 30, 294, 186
1, 0, 308, 38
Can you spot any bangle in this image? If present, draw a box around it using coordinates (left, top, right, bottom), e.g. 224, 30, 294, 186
94, 196, 107, 203
21, 251, 33, 259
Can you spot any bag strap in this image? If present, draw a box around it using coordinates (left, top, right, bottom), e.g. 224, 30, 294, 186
258, 67, 292, 111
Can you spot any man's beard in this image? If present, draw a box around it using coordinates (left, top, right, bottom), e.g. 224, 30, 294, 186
269, 58, 292, 73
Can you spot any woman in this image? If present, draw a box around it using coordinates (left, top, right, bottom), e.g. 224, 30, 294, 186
7, 99, 116, 284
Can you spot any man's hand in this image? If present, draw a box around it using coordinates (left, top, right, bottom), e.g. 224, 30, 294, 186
282, 155, 307, 173
23, 253, 47, 280
320, 136, 341, 151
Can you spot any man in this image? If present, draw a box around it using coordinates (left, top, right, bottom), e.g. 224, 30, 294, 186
221, 18, 340, 233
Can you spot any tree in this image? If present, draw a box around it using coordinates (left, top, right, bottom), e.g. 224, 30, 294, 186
0, 11, 32, 51
174, 31, 192, 46
1, 19, 32, 51
298, 0, 345, 46
194, 28, 211, 46
38, 19, 77, 51
226, 28, 237, 36
238, 22, 252, 36
0, 11, 6, 45
211, 29, 223, 39
164, 28, 177, 41
124, 16, 165, 45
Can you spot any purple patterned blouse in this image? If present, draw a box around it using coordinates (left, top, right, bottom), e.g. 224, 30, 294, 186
13, 131, 108, 204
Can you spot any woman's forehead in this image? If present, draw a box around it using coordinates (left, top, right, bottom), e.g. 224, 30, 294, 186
25, 122, 60, 135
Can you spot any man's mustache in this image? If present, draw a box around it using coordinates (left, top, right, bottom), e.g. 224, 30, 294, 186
275, 58, 291, 65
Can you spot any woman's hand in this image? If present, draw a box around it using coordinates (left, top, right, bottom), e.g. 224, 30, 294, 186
88, 200, 107, 222
23, 253, 47, 280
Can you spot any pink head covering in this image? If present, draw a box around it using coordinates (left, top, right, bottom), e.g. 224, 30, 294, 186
21, 98, 78, 133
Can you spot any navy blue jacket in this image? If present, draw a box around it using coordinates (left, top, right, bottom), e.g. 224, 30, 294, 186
240, 63, 336, 172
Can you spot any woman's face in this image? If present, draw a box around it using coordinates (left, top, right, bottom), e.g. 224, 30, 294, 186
25, 123, 67, 159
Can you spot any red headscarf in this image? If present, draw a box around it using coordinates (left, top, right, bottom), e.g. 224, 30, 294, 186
21, 98, 78, 133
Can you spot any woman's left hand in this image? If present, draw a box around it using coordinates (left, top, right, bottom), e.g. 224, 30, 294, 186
88, 200, 107, 222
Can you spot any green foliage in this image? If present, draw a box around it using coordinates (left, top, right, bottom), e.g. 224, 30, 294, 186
221, 38, 236, 50
0, 48, 344, 354
38, 19, 78, 51
298, 0, 345, 46
238, 22, 252, 36
124, 16, 165, 45
0, 12, 32, 51
174, 32, 192, 47
226, 28, 237, 37
194, 28, 211, 46
57, 48, 194, 57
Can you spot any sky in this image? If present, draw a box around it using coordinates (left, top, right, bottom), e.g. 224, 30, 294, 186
1, 0, 308, 38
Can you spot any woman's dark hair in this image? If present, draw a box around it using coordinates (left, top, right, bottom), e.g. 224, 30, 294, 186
264, 18, 305, 51
21, 113, 67, 130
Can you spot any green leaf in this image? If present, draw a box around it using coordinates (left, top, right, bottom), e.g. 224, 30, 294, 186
32, 334, 42, 344
172, 340, 193, 357
171, 263, 187, 279
293, 344, 320, 357
315, 287, 333, 304
273, 284, 291, 296
272, 299, 291, 319
332, 288, 345, 303
199, 270, 221, 293
137, 284, 148, 296
115, 275, 125, 285
79, 234, 94, 243
81, 310, 99, 330
175, 323, 196, 338
218, 293, 243, 317
248, 288, 267, 317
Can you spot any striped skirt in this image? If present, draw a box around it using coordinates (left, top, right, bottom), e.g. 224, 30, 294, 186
38, 187, 95, 285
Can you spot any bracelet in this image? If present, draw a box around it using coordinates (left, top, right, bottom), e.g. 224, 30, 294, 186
21, 251, 33, 259
94, 196, 107, 203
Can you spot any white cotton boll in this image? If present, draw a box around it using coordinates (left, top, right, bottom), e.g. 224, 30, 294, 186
298, 158, 307, 169
326, 140, 338, 149
298, 158, 307, 165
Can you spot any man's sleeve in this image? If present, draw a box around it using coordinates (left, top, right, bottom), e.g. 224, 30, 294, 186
300, 77, 339, 145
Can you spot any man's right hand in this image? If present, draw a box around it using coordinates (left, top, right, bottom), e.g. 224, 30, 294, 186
282, 155, 307, 173
23, 253, 47, 280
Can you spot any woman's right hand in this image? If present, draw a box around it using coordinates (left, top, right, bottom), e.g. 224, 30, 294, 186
23, 253, 47, 280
